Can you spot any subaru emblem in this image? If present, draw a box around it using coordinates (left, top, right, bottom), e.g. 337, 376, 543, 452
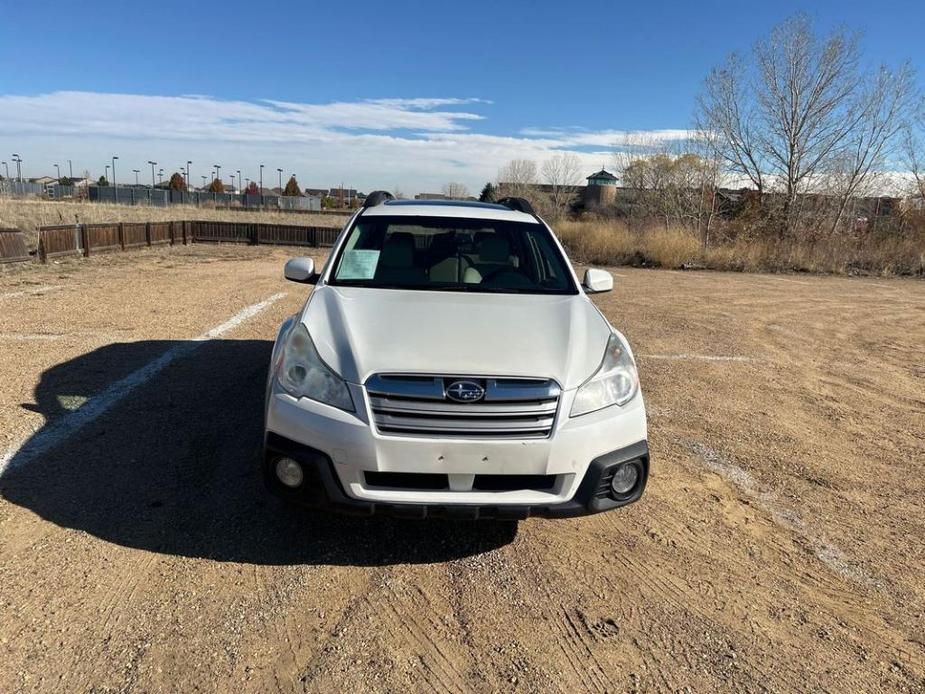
445, 380, 485, 403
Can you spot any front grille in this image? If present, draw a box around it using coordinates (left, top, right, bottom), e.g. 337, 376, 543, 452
366, 374, 560, 438
364, 471, 559, 491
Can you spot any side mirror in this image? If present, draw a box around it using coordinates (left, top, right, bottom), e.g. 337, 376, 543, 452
582, 268, 613, 293
284, 257, 317, 284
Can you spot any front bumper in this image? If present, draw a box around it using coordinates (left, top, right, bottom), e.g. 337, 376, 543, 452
264, 432, 649, 519
264, 375, 649, 518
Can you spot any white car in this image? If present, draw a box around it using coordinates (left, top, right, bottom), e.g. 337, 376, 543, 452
263, 192, 648, 519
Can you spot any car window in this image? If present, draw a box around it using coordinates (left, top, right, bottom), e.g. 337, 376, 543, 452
330, 215, 577, 294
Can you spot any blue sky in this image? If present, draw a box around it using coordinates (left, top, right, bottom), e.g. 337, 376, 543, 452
1, 0, 923, 191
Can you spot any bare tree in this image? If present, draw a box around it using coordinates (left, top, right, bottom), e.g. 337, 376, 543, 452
825, 63, 916, 234
697, 52, 766, 197
442, 182, 470, 200
614, 133, 669, 227
756, 16, 863, 229
902, 99, 925, 201
691, 128, 723, 246
541, 153, 582, 215
496, 159, 537, 197
699, 14, 872, 235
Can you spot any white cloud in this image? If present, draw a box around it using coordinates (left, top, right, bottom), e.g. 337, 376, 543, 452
0, 91, 686, 192
519, 126, 694, 148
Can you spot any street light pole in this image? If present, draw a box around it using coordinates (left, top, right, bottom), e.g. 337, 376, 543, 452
112, 155, 118, 192
259, 164, 264, 207
54, 164, 60, 180
186, 160, 192, 188
12, 154, 22, 182
236, 169, 241, 195
277, 168, 283, 194
133, 169, 140, 185
68, 159, 73, 179
158, 168, 164, 185
105, 164, 110, 183
148, 161, 157, 190
214, 164, 221, 184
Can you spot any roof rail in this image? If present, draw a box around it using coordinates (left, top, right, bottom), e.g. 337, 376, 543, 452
362, 190, 394, 208
496, 196, 535, 215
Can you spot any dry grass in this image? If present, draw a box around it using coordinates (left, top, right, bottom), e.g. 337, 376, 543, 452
0, 198, 348, 245
555, 219, 925, 276
4, 199, 921, 276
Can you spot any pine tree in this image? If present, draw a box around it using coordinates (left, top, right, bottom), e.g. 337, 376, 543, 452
283, 175, 302, 197
479, 182, 496, 202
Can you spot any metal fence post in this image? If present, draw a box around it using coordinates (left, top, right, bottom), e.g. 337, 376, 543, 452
74, 220, 83, 255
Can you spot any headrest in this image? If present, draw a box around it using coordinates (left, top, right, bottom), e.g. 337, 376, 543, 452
479, 235, 510, 263
474, 230, 493, 245
380, 232, 415, 267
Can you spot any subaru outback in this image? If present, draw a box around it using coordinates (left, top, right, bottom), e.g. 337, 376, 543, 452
263, 192, 648, 519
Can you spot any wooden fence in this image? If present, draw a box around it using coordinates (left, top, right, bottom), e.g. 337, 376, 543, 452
0, 228, 31, 263
185, 221, 340, 248
37, 221, 193, 261
32, 220, 340, 263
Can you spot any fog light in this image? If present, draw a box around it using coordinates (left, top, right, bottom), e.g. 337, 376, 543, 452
275, 457, 304, 488
610, 462, 639, 496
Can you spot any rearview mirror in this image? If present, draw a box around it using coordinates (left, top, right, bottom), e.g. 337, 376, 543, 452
582, 268, 613, 293
284, 257, 317, 284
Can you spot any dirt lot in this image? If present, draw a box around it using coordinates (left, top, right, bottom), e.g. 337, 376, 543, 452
1, 245, 923, 693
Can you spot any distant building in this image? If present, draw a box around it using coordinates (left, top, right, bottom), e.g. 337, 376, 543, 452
901, 195, 925, 212
582, 169, 618, 207
50, 177, 90, 189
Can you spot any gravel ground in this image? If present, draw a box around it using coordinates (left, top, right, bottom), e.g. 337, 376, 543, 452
0, 246, 923, 693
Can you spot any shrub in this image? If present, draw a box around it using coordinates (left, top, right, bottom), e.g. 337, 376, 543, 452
552, 219, 924, 275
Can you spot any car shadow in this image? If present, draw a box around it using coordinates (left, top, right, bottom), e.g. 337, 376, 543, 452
0, 339, 518, 566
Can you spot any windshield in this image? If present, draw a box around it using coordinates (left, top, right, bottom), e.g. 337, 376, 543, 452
329, 215, 577, 294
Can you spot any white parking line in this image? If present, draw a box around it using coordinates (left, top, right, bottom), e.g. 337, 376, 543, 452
762, 276, 811, 286
687, 440, 877, 587
640, 353, 755, 362
0, 333, 65, 341
0, 291, 286, 476
0, 285, 63, 300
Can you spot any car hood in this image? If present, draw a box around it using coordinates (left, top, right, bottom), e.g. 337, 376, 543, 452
302, 285, 612, 389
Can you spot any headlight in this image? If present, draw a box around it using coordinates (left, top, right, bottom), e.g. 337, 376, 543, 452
277, 323, 354, 411
570, 332, 639, 417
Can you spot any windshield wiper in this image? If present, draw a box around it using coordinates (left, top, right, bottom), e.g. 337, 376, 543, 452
467, 287, 534, 293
